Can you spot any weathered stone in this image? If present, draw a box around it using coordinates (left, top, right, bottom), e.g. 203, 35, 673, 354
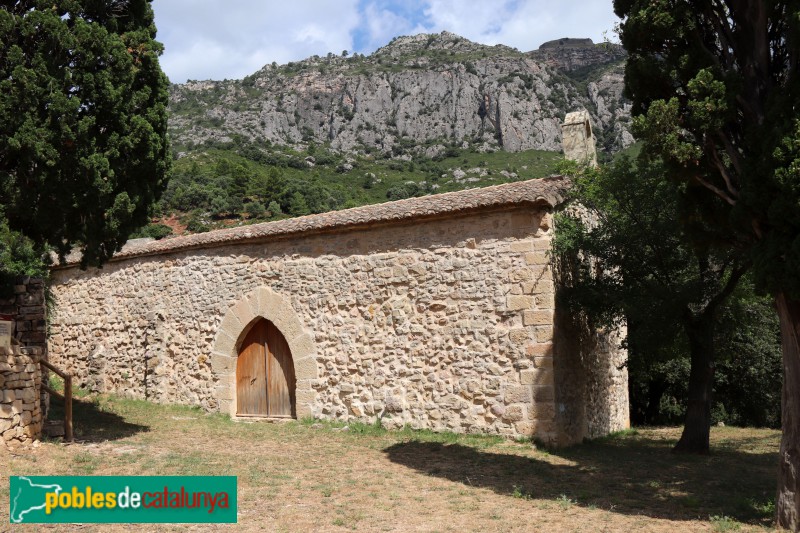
504, 385, 532, 404
533, 385, 554, 402
506, 296, 534, 311
520, 368, 554, 387
524, 251, 550, 266
562, 110, 598, 167
43, 178, 629, 444
508, 329, 529, 345
523, 310, 553, 326
504, 404, 525, 422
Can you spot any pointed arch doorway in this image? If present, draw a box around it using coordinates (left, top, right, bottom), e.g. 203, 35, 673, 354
236, 319, 296, 418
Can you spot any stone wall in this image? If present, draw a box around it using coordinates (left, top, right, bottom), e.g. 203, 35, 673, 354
0, 276, 47, 350
0, 346, 43, 446
47, 178, 629, 444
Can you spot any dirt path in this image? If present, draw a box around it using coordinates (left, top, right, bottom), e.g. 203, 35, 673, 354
0, 396, 780, 532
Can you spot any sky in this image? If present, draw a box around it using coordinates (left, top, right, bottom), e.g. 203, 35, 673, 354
151, 0, 620, 84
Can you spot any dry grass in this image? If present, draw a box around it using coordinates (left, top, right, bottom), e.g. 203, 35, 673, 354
0, 394, 782, 532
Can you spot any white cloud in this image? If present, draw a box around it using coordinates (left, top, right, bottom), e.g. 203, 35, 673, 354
152, 0, 620, 83
152, 0, 360, 83
420, 0, 618, 52
359, 3, 424, 52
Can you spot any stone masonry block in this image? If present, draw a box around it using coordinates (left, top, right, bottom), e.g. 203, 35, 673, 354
508, 328, 529, 345
526, 343, 553, 357
524, 251, 550, 265
272, 313, 303, 343
210, 352, 236, 374
506, 296, 534, 311
533, 419, 555, 435
295, 379, 313, 392
218, 313, 242, 342
289, 334, 316, 362
218, 398, 233, 416
530, 402, 556, 421
534, 293, 555, 309
232, 299, 256, 331
520, 368, 554, 387
216, 373, 234, 388
504, 385, 532, 404
244, 292, 260, 318
214, 385, 233, 402
510, 241, 534, 252
254, 286, 271, 314
534, 326, 553, 343
530, 280, 555, 295
260, 290, 287, 318
533, 385, 554, 403
292, 356, 319, 380
503, 404, 525, 422
523, 310, 553, 326
514, 421, 535, 436
213, 330, 238, 358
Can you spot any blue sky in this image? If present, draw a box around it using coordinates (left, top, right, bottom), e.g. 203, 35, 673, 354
152, 0, 620, 84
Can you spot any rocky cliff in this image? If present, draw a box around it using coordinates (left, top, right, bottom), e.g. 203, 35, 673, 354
168, 32, 632, 158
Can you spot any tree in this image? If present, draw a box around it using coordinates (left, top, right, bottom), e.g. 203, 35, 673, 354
554, 156, 747, 453
613, 1, 800, 527
0, 0, 170, 269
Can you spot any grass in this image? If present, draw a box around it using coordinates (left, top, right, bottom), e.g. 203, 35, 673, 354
1, 393, 782, 532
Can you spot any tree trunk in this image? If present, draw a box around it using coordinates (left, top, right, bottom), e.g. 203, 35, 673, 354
775, 292, 800, 531
673, 315, 715, 454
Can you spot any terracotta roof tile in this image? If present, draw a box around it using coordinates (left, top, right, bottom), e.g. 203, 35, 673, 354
58, 176, 569, 266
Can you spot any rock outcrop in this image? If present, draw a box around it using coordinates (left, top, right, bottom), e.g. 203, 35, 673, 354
168, 32, 632, 157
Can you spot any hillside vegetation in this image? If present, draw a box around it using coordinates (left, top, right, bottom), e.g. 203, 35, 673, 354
140, 32, 629, 238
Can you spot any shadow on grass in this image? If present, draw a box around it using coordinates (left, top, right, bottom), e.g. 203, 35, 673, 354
47, 395, 149, 443
383, 433, 777, 526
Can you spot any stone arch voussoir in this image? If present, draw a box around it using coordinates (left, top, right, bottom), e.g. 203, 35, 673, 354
211, 286, 318, 418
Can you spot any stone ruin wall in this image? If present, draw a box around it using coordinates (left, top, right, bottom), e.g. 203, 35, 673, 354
47, 181, 629, 444
0, 346, 43, 446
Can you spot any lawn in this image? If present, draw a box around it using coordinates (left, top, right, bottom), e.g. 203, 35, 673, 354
1, 394, 781, 532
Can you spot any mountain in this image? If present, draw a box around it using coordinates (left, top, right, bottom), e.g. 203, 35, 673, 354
137, 32, 633, 238
167, 32, 633, 159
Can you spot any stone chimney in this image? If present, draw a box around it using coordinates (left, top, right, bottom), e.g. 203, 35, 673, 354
562, 110, 598, 167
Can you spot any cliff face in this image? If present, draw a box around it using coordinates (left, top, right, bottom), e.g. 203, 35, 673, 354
168, 32, 632, 157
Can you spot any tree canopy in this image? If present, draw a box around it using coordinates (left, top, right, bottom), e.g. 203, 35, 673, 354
0, 0, 170, 268
613, 0, 800, 527
554, 156, 749, 452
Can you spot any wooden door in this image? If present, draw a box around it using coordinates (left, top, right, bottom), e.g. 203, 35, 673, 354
236, 321, 268, 415
236, 319, 296, 417
266, 321, 296, 417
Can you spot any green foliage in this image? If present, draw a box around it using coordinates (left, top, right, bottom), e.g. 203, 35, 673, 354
0, 0, 170, 268
553, 157, 734, 334
0, 213, 48, 292
130, 223, 173, 241
287, 192, 310, 216
156, 144, 562, 233
244, 201, 265, 219
628, 281, 782, 428
713, 281, 782, 428
554, 157, 779, 430
614, 0, 800, 299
